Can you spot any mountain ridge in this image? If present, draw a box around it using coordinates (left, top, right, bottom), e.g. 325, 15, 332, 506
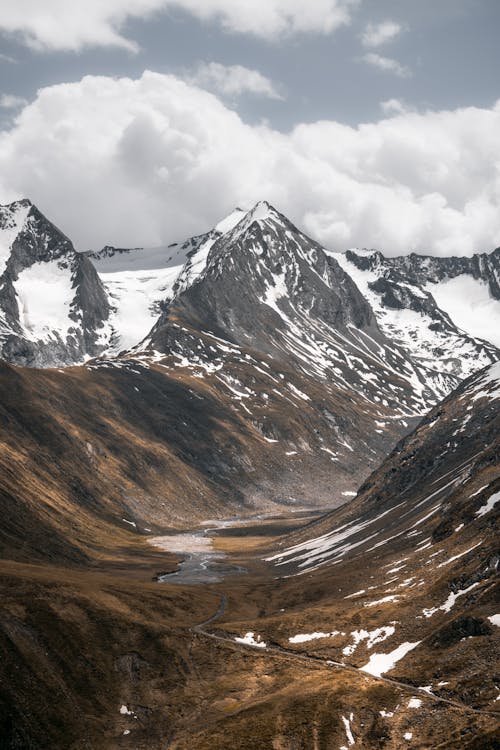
0, 200, 499, 749
1, 197, 499, 386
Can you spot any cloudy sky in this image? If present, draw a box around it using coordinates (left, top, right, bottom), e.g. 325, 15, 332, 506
0, 0, 499, 255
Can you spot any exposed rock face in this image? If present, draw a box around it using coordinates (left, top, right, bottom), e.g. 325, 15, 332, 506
148, 202, 376, 347
1, 198, 498, 408
361, 248, 500, 296
335, 247, 500, 390
0, 199, 110, 366
144, 201, 494, 415
429, 617, 492, 648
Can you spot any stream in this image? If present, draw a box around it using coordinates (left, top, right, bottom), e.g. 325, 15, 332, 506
148, 520, 249, 585
148, 510, 323, 585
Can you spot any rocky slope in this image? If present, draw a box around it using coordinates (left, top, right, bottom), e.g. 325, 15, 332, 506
233, 361, 500, 726
87, 208, 246, 352
142, 201, 448, 414
269, 360, 500, 569
90, 201, 500, 409
0, 199, 110, 366
333, 246, 500, 390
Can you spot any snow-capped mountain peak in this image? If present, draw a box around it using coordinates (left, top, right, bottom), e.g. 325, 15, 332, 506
213, 207, 246, 234
0, 199, 498, 419
0, 199, 32, 274
0, 198, 110, 366
331, 246, 500, 387
87, 201, 288, 352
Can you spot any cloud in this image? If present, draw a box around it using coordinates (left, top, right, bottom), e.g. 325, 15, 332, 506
0, 0, 358, 51
380, 98, 412, 115
0, 94, 28, 109
361, 20, 404, 48
189, 62, 284, 100
361, 53, 411, 78
1, 71, 500, 258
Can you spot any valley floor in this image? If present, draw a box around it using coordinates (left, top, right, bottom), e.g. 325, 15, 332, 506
2, 509, 497, 749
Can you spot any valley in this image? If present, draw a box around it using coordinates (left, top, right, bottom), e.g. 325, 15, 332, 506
1, 427, 498, 750
0, 199, 498, 748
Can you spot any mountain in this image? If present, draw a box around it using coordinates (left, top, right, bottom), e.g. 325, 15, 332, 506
0, 200, 498, 749
87, 201, 500, 404
0, 198, 498, 526
142, 200, 437, 414
86, 208, 246, 352
1, 198, 498, 402
0, 199, 110, 366
333, 246, 500, 395
244, 361, 500, 721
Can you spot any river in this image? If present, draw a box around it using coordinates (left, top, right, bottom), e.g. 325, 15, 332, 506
147, 511, 320, 585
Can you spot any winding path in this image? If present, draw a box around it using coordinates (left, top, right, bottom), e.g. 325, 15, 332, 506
192, 595, 498, 719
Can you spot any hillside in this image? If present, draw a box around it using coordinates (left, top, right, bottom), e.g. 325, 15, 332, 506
0, 200, 498, 749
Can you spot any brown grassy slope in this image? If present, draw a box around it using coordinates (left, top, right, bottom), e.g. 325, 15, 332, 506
212, 365, 500, 720
1, 556, 497, 750
0, 351, 411, 565
0, 560, 221, 750
0, 358, 286, 564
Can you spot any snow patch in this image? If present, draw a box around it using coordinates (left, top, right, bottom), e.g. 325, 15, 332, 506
364, 595, 399, 607
14, 260, 75, 342
342, 626, 395, 656
423, 582, 480, 618
235, 632, 267, 648
436, 542, 482, 568
407, 698, 422, 708
361, 641, 420, 677
475, 489, 500, 518
341, 714, 355, 746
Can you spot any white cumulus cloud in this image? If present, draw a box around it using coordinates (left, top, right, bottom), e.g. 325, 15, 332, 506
189, 62, 284, 100
361, 52, 411, 78
0, 94, 28, 109
361, 20, 404, 48
1, 71, 500, 258
0, 0, 358, 51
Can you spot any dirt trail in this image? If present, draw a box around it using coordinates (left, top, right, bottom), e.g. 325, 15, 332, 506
192, 595, 499, 719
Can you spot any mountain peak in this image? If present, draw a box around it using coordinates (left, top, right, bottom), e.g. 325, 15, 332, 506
0, 197, 33, 211
0, 199, 33, 275
213, 207, 246, 235
211, 201, 282, 238
246, 200, 282, 223
221, 200, 287, 243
